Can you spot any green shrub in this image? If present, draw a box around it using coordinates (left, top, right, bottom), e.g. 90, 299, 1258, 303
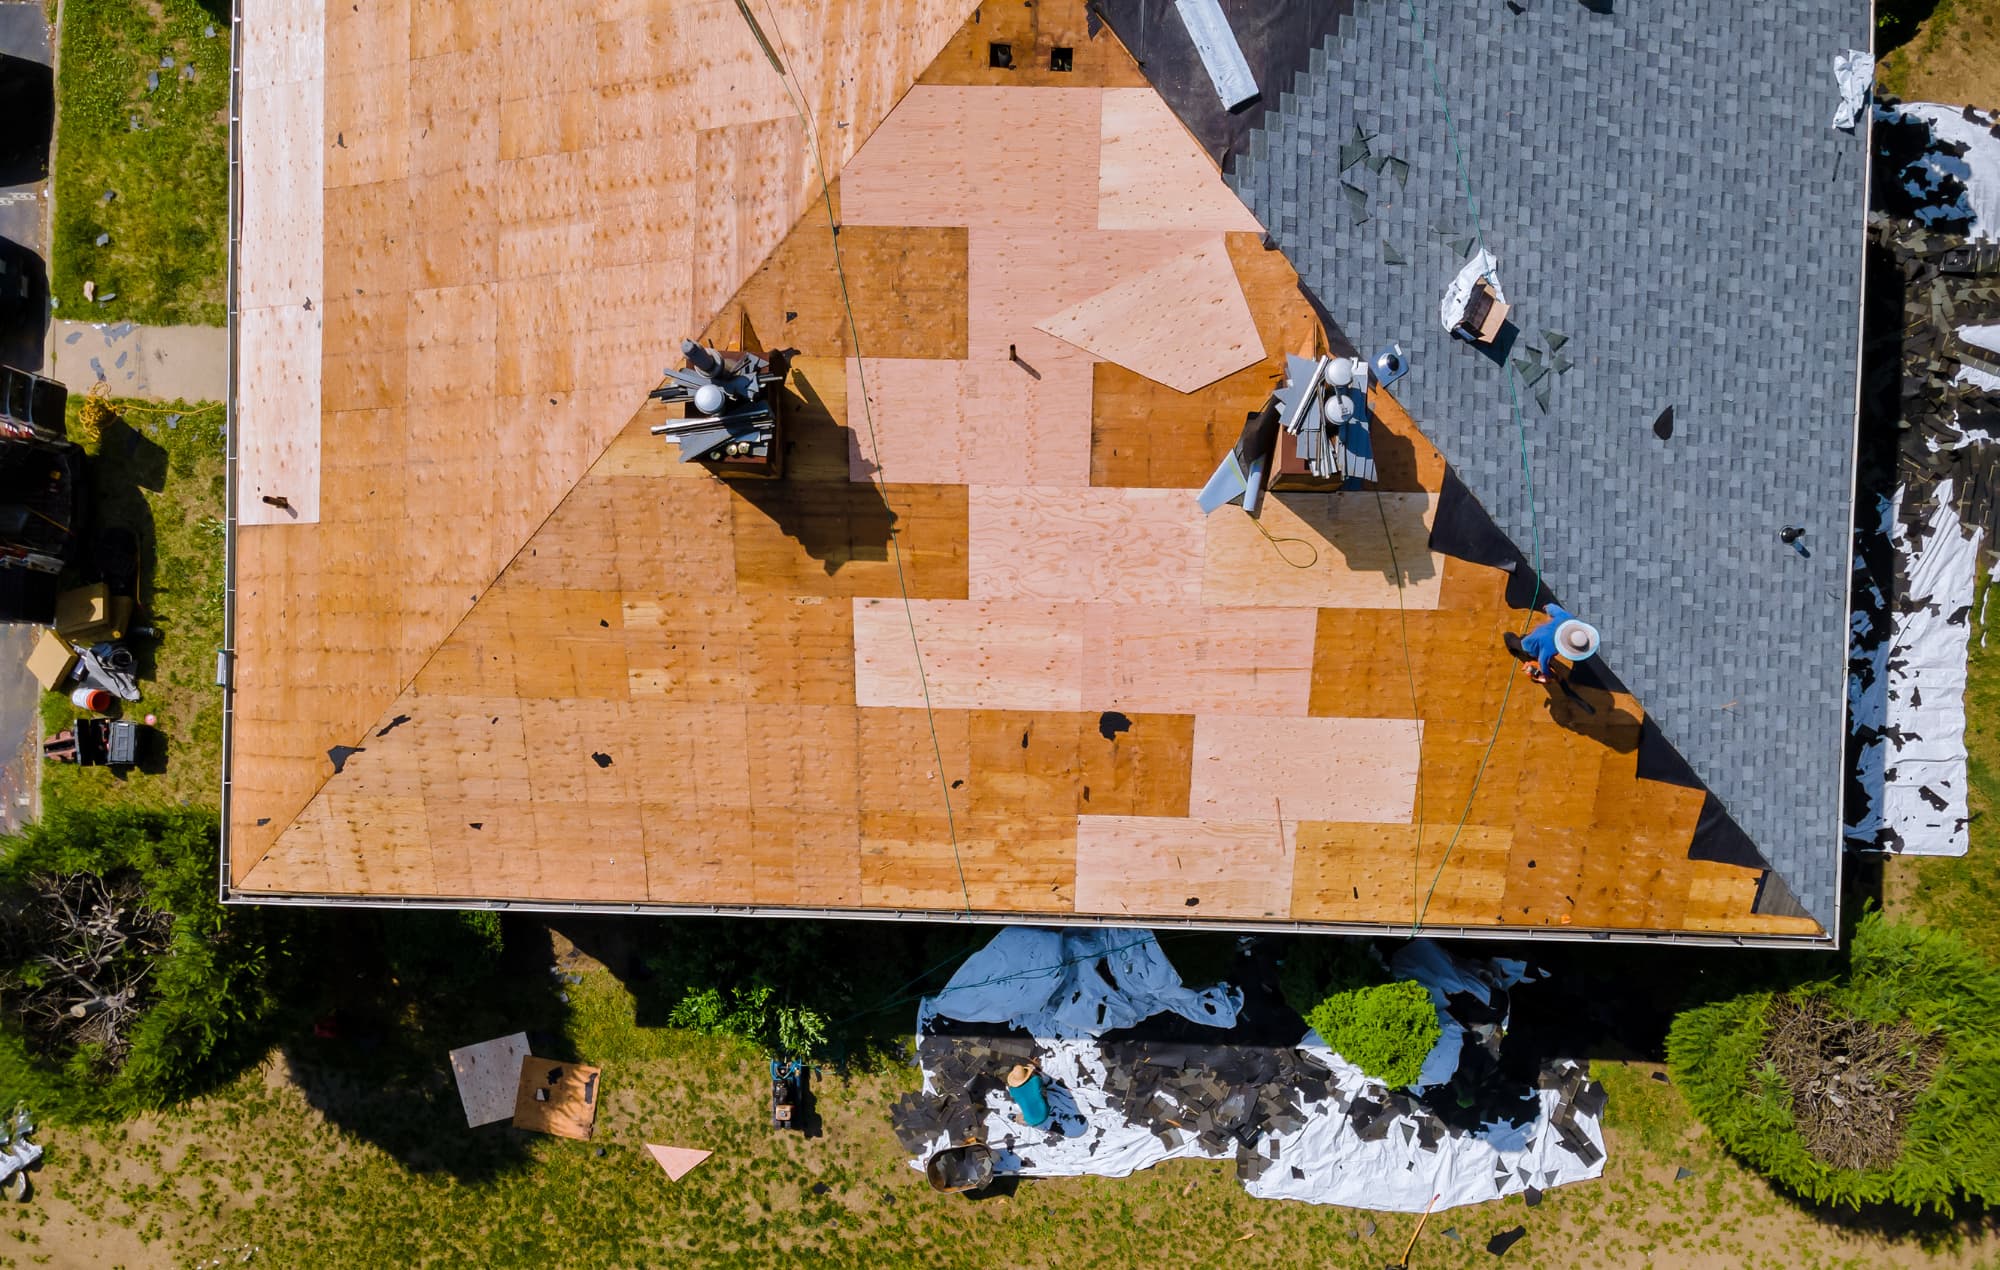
0, 806, 295, 1119
1667, 911, 2000, 1214
1304, 980, 1442, 1089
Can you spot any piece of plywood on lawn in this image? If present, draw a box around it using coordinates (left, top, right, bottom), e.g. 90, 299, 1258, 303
838, 85, 1102, 229
1189, 715, 1422, 824
1203, 493, 1443, 610
852, 598, 1085, 711
1096, 88, 1260, 232
846, 358, 1094, 486
1034, 237, 1260, 393
968, 486, 1204, 604
514, 1056, 601, 1140
1073, 816, 1295, 919
449, 1032, 530, 1128
1080, 604, 1316, 717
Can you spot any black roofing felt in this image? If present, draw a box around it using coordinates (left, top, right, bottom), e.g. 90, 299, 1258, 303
1221, 0, 1866, 928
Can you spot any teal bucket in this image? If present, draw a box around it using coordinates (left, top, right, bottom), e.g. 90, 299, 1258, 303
1006, 1066, 1049, 1127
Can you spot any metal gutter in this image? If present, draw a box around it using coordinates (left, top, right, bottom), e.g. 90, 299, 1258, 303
223, 887, 1838, 950
216, 0, 243, 902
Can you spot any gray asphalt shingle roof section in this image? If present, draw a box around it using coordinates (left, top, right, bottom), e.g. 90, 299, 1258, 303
1229, 0, 1866, 929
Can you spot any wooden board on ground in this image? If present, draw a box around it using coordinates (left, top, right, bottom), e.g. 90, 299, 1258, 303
448, 1032, 530, 1128
514, 1057, 601, 1140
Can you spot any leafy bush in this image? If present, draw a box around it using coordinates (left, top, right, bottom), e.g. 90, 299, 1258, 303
1667, 911, 2000, 1214
1304, 980, 1442, 1089
0, 806, 295, 1118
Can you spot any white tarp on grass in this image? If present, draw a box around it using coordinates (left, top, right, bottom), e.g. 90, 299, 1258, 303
1849, 483, 1982, 855
1893, 103, 2000, 238
909, 928, 1604, 1212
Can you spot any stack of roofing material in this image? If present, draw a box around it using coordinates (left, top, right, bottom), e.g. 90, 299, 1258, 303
1274, 353, 1377, 483
647, 339, 786, 464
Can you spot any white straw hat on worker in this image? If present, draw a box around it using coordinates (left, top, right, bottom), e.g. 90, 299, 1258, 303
1554, 619, 1600, 662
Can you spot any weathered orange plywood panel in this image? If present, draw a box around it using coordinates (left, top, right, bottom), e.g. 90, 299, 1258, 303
838, 85, 1102, 228
1189, 715, 1422, 823
968, 486, 1204, 604
1096, 88, 1260, 232
1290, 822, 1514, 926
1074, 816, 1295, 919
846, 358, 1094, 486
1035, 238, 1261, 393
1203, 493, 1443, 609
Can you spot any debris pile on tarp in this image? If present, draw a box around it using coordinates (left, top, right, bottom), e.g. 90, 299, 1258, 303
895, 928, 1607, 1212
1848, 188, 2000, 854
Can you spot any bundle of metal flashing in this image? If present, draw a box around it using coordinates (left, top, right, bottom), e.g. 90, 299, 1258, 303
647, 338, 785, 462
1274, 353, 1378, 482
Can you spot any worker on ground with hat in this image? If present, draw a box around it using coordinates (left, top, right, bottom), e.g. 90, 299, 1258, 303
1518, 603, 1601, 684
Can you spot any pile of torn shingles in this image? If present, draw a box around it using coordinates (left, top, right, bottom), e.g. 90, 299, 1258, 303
1846, 101, 2000, 853
892, 1003, 1608, 1193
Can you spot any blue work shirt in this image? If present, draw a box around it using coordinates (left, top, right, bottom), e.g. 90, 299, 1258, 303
1520, 604, 1578, 674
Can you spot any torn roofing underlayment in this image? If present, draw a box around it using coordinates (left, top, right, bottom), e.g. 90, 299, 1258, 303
224, 0, 1849, 940
1223, 0, 1867, 928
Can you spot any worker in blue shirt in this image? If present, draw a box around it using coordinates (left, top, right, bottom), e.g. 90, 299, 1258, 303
1518, 603, 1601, 684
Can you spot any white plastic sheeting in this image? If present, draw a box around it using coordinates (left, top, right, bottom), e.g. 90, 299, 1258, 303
909, 928, 1605, 1212
1848, 483, 1981, 855
1893, 103, 2000, 238
1439, 249, 1503, 334
1830, 49, 1873, 131
1958, 323, 2000, 393
1391, 941, 1534, 1093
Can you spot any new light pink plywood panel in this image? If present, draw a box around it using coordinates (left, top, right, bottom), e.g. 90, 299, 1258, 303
852, 598, 1085, 710
1201, 492, 1443, 609
968, 486, 1204, 604
1080, 604, 1316, 716
846, 358, 1093, 486
1074, 816, 1295, 919
236, 305, 324, 521
965, 227, 1197, 366
1190, 715, 1422, 822
1034, 237, 1260, 393
1096, 88, 1260, 232
838, 85, 1101, 228
852, 599, 1320, 715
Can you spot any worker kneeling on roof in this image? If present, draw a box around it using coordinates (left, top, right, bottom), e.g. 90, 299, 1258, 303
1519, 603, 1600, 685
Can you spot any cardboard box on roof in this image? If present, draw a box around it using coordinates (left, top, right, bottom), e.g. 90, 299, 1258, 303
26, 630, 76, 691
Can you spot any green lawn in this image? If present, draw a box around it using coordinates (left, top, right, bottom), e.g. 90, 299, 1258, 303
1878, 0, 2000, 108
37, 396, 224, 813
49, 0, 230, 327
1885, 575, 2000, 947
1, 956, 1987, 1270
